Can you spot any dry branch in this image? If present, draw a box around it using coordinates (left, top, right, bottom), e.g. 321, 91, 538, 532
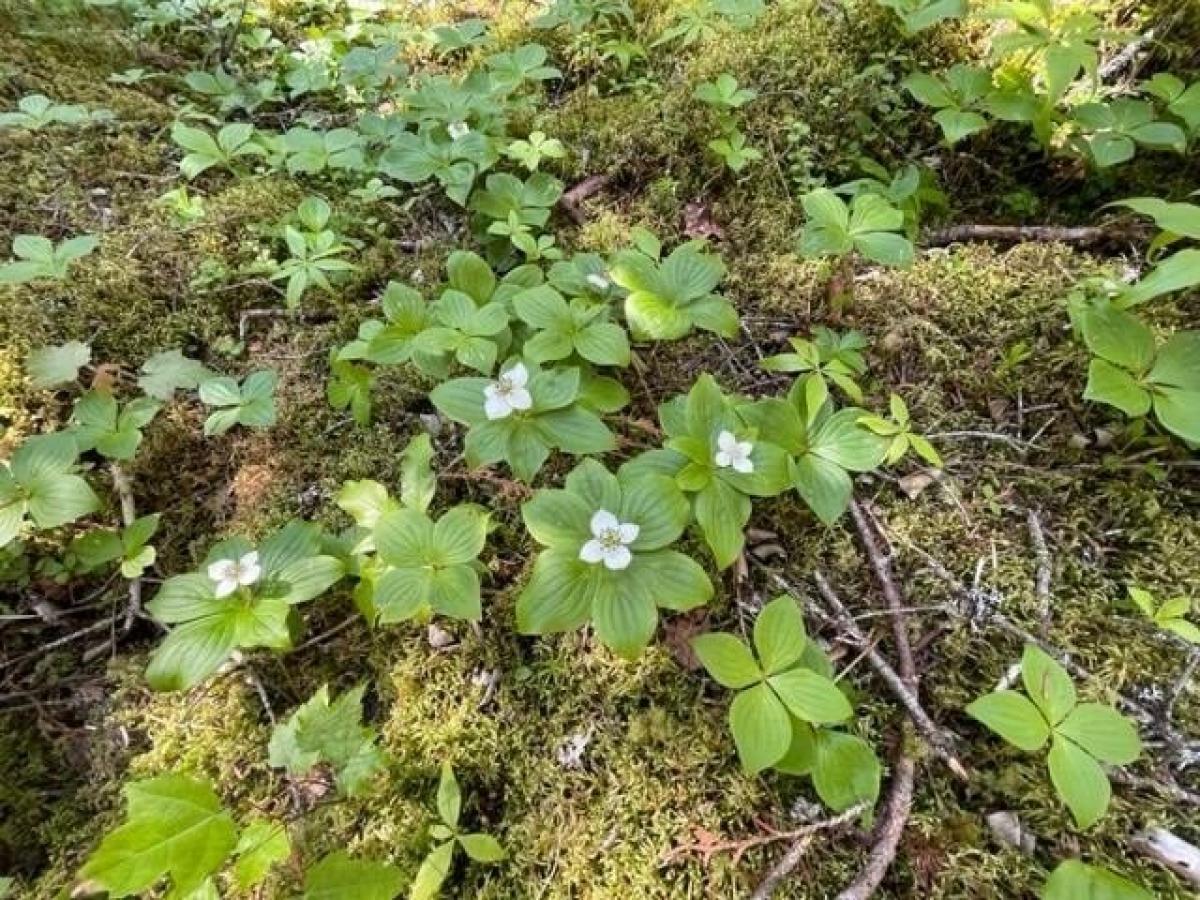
811, 571, 968, 780
835, 750, 917, 900
921, 224, 1121, 247
559, 175, 611, 225
1131, 827, 1200, 889
745, 804, 868, 900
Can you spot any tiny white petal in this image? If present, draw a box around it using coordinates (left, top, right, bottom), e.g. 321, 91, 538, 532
506, 362, 529, 388
714, 450, 733, 468
586, 273, 610, 291
207, 559, 236, 583
213, 577, 239, 599
484, 392, 513, 420
603, 544, 632, 570
507, 387, 533, 411
580, 539, 606, 563
591, 509, 620, 536
617, 521, 640, 544
717, 430, 738, 453
732, 456, 755, 474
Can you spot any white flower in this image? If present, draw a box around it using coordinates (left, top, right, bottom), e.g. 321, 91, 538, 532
447, 121, 470, 140
483, 363, 533, 420
714, 430, 754, 474
207, 551, 262, 599
585, 272, 611, 292
579, 509, 639, 571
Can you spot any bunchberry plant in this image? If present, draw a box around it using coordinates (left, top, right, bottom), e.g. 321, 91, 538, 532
967, 645, 1141, 828
269, 196, 356, 307
68, 513, 160, 579
268, 684, 386, 797
1072, 300, 1200, 445
517, 458, 711, 656
1071, 98, 1187, 168
903, 66, 993, 145
68, 391, 161, 461
512, 284, 631, 367
145, 520, 344, 690
738, 376, 889, 524
411, 763, 506, 900
609, 236, 737, 341
0, 234, 98, 284
431, 362, 615, 482
622, 374, 790, 568
835, 160, 946, 239
0, 432, 100, 548
799, 188, 915, 268
0, 93, 111, 129
368, 504, 489, 624
327, 357, 375, 425
1143, 73, 1200, 136
761, 327, 868, 402
469, 172, 563, 261
199, 369, 280, 435
692, 596, 881, 810
172, 122, 267, 179
282, 126, 366, 175
1106, 197, 1200, 307
378, 125, 497, 206
1128, 586, 1199, 644
504, 131, 566, 171
857, 395, 943, 467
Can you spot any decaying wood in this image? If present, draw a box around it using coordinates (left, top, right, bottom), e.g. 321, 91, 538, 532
559, 174, 611, 224
921, 224, 1120, 247
1131, 827, 1200, 889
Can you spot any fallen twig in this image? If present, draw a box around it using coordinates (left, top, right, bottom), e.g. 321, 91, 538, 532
921, 224, 1127, 247
848, 500, 916, 686
1098, 28, 1156, 81
810, 572, 969, 780
745, 804, 868, 900
111, 463, 141, 634
835, 749, 917, 900
559, 174, 611, 225
1130, 826, 1200, 889
1025, 509, 1052, 633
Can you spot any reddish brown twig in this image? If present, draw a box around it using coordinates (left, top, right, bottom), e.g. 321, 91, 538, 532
746, 804, 867, 899
835, 751, 917, 900
559, 174, 611, 225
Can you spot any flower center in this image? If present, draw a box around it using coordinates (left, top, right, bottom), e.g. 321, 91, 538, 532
598, 527, 624, 550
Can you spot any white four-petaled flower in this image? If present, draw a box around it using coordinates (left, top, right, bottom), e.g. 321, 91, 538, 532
585, 272, 611, 292
207, 551, 262, 598
714, 430, 755, 474
579, 510, 639, 571
447, 121, 470, 140
483, 362, 533, 420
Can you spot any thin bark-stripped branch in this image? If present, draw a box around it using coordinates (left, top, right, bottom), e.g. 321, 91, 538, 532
848, 500, 916, 687
811, 572, 969, 781
921, 224, 1126, 247
835, 751, 917, 900
1026, 509, 1052, 632
747, 804, 868, 900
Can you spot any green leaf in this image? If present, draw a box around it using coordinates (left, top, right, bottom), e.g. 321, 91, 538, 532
337, 480, 399, 530
437, 762, 461, 828
694, 478, 751, 570
753, 595, 807, 674
966, 690, 1050, 752
1153, 386, 1200, 444
1122, 249, 1200, 306
791, 453, 853, 525
1084, 360, 1151, 418
618, 473, 689, 551
457, 833, 506, 863
729, 682, 792, 774
138, 349, 213, 400
1047, 735, 1110, 829
232, 819, 291, 890
1042, 860, 1152, 900
303, 852, 404, 900
1055, 703, 1140, 765
432, 506, 488, 564
268, 685, 385, 798
812, 730, 882, 812
515, 548, 596, 635
692, 633, 761, 688
1022, 645, 1076, 726
27, 341, 91, 389
774, 717, 819, 775
769, 669, 853, 724
409, 841, 454, 900
79, 774, 238, 897
592, 577, 658, 658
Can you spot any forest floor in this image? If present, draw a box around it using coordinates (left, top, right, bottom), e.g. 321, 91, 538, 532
1, 0, 1199, 898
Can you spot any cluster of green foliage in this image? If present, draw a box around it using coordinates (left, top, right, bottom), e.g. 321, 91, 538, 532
2, 0, 1196, 896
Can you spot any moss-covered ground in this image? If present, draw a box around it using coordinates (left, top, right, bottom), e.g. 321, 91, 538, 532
1, 0, 1198, 897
